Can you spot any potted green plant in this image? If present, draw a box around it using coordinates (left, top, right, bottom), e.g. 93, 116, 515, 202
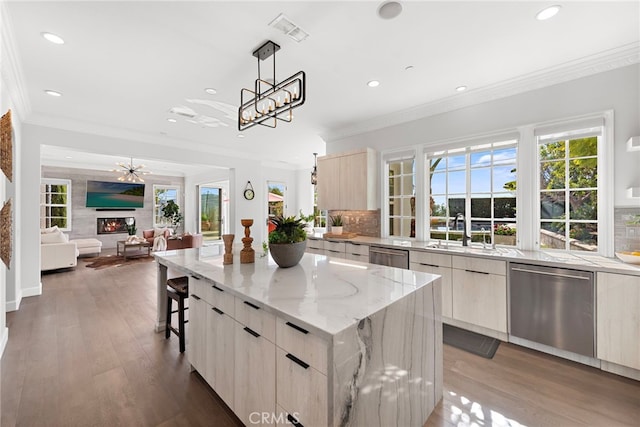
330, 214, 343, 235
268, 215, 307, 268
494, 224, 516, 246
299, 210, 315, 234
162, 200, 183, 235
201, 213, 211, 231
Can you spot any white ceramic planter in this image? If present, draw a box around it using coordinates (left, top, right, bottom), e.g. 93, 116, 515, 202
332, 226, 343, 235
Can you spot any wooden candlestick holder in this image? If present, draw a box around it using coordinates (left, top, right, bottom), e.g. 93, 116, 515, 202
240, 219, 254, 264
222, 234, 234, 264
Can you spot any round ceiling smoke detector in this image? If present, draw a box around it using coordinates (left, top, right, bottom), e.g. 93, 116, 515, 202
378, 1, 403, 20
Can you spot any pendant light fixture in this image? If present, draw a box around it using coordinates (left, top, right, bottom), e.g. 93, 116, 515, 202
111, 157, 151, 182
238, 40, 306, 131
311, 152, 318, 185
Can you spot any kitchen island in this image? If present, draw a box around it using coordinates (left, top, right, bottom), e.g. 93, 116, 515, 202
155, 248, 442, 427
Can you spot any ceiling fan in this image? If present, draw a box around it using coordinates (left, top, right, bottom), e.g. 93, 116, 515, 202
111, 157, 151, 182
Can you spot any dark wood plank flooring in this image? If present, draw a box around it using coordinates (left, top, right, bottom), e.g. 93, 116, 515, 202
2, 253, 639, 426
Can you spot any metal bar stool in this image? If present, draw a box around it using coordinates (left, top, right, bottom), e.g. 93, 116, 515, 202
165, 276, 189, 352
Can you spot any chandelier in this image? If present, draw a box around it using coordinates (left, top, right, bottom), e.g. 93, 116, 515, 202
311, 152, 318, 185
111, 157, 151, 182
238, 40, 306, 131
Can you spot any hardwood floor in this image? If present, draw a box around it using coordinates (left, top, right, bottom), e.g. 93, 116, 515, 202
2, 254, 639, 426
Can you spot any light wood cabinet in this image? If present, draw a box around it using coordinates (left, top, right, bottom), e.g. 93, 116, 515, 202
316, 148, 377, 210
275, 317, 329, 427
234, 320, 276, 427
205, 306, 235, 409
187, 291, 207, 373
451, 256, 507, 333
410, 250, 453, 319
597, 272, 640, 370
276, 347, 328, 427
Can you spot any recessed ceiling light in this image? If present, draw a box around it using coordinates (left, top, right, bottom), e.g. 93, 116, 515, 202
44, 90, 62, 97
167, 118, 177, 123
64, 156, 73, 159
204, 88, 217, 95
536, 5, 561, 21
378, 1, 403, 20
41, 32, 64, 44
404, 65, 414, 71
456, 85, 467, 92
367, 80, 380, 88
237, 134, 245, 138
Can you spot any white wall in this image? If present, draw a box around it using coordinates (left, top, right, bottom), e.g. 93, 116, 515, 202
327, 64, 640, 207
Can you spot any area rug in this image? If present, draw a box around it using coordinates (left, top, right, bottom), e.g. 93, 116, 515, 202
81, 254, 154, 270
443, 324, 500, 359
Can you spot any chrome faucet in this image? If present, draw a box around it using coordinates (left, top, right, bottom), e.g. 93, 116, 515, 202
455, 213, 470, 247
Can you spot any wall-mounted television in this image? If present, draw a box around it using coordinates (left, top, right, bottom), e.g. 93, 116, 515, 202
86, 180, 145, 209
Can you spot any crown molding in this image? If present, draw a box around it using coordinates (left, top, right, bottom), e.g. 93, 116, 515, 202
0, 1, 31, 120
323, 42, 640, 143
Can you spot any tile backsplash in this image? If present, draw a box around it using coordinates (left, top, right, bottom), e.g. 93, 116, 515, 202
614, 207, 640, 252
328, 210, 381, 237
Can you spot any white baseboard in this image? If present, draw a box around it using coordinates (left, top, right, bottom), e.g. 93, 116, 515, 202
22, 282, 42, 298
0, 326, 8, 359
6, 282, 42, 312
5, 287, 22, 312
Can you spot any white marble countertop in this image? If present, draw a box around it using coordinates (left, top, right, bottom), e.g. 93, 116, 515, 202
308, 234, 640, 276
154, 248, 440, 338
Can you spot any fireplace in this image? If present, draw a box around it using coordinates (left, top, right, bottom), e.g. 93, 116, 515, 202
97, 217, 133, 235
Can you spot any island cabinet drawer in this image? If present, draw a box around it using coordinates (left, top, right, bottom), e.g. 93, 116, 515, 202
276, 347, 328, 427
324, 240, 346, 253
276, 317, 328, 375
307, 239, 324, 250
451, 255, 506, 276
345, 252, 369, 263
235, 297, 276, 342
203, 281, 235, 315
410, 250, 452, 268
345, 242, 369, 256
188, 276, 207, 301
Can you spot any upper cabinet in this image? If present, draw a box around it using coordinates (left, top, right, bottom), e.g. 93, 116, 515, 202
317, 148, 378, 210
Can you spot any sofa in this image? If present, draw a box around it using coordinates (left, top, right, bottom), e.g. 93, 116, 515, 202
166, 233, 203, 250
41, 226, 79, 271
143, 228, 171, 246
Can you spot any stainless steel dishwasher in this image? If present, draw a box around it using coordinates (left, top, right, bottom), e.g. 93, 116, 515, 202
509, 263, 595, 357
369, 246, 409, 269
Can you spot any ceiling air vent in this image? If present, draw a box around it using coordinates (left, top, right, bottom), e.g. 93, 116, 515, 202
269, 13, 309, 43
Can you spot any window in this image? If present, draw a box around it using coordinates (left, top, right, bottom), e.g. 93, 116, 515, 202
387, 157, 416, 238
154, 185, 180, 227
428, 140, 517, 245
40, 178, 71, 231
538, 129, 599, 251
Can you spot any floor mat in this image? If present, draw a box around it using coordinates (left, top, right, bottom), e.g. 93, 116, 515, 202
443, 324, 500, 359
81, 254, 154, 270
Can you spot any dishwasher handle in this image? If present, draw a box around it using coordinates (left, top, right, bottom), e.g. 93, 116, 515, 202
370, 248, 407, 257
510, 266, 591, 281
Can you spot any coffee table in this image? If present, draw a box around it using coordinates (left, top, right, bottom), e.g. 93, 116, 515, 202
117, 240, 151, 260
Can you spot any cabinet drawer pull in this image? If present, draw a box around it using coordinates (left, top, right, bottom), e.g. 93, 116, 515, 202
212, 284, 224, 292
243, 326, 260, 338
212, 307, 224, 315
287, 414, 304, 427
190, 294, 201, 300
190, 275, 200, 280
286, 353, 310, 369
286, 321, 309, 335
243, 301, 260, 310
465, 269, 489, 275
419, 262, 439, 268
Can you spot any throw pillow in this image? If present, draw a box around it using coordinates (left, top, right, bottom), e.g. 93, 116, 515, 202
41, 230, 67, 244
154, 227, 168, 238
41, 225, 59, 234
